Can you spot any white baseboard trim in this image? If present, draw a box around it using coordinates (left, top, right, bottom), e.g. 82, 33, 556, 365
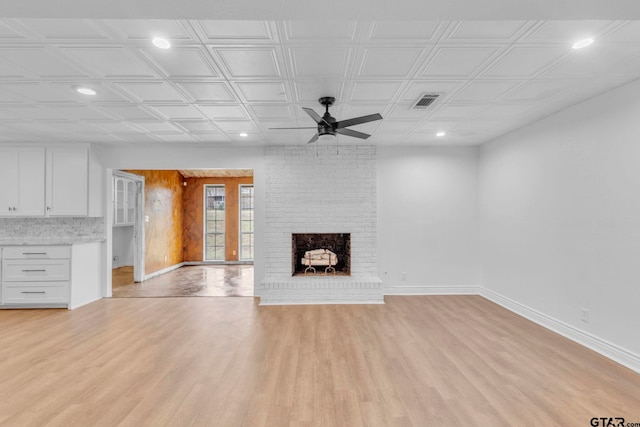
144, 262, 185, 281
480, 287, 640, 374
385, 285, 479, 296
259, 299, 385, 306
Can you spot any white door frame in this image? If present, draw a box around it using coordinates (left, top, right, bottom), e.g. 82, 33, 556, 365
112, 170, 145, 283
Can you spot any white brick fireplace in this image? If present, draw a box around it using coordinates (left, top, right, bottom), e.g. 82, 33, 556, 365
258, 144, 383, 305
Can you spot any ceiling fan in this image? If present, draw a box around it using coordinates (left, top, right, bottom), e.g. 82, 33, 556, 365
270, 97, 383, 144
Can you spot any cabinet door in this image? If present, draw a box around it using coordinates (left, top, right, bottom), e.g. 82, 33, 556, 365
16, 149, 45, 216
0, 149, 19, 216
46, 148, 88, 216
114, 177, 125, 225
126, 179, 136, 224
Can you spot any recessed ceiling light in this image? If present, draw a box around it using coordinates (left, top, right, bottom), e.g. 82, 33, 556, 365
76, 87, 97, 96
436, 131, 446, 137
239, 132, 248, 137
572, 38, 594, 49
152, 37, 171, 49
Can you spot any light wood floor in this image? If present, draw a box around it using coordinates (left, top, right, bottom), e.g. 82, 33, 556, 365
0, 296, 638, 426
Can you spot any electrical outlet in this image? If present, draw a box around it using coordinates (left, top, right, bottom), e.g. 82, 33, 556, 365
164, 255, 168, 263
145, 215, 149, 223
401, 272, 407, 281
113, 255, 119, 262
233, 250, 236, 256
581, 308, 590, 323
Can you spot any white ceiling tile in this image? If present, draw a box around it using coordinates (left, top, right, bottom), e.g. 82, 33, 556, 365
62, 47, 155, 78
175, 82, 236, 102
446, 21, 528, 41
258, 120, 306, 131
1, 48, 88, 78
474, 103, 535, 119
44, 121, 108, 134
524, 20, 612, 43
603, 22, 640, 43
365, 132, 406, 144
56, 105, 116, 121
369, 22, 441, 40
96, 105, 163, 121
18, 19, 110, 40
189, 133, 231, 143
174, 121, 221, 132
388, 102, 438, 119
132, 121, 182, 132
294, 80, 345, 103
216, 48, 281, 78
450, 80, 523, 102
249, 104, 294, 120
90, 121, 143, 133
236, 82, 288, 102
149, 105, 206, 120
102, 19, 196, 41
197, 21, 272, 40
153, 132, 201, 143
0, 21, 28, 39
290, 47, 350, 77
0, 83, 77, 103
349, 81, 403, 102
428, 104, 486, 119
114, 82, 185, 103
341, 103, 388, 120
421, 46, 498, 78
199, 105, 249, 120
3, 105, 69, 120
285, 21, 356, 40
0, 86, 22, 102
376, 119, 419, 132
501, 80, 576, 102
0, 56, 25, 77
213, 121, 257, 133
358, 47, 424, 77
400, 80, 466, 102
541, 45, 640, 78
482, 46, 567, 78
141, 47, 219, 78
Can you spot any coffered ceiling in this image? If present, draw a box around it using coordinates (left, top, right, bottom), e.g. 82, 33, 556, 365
1, 19, 640, 146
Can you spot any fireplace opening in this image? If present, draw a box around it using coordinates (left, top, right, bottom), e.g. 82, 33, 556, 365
292, 233, 351, 276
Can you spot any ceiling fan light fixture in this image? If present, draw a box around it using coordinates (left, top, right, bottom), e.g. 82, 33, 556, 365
318, 134, 336, 143
572, 38, 594, 49
152, 37, 171, 49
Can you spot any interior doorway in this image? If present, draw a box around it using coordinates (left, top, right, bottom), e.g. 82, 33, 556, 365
111, 170, 145, 287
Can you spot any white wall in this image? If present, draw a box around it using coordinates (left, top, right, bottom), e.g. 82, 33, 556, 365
112, 225, 134, 268
378, 146, 480, 294
479, 79, 640, 364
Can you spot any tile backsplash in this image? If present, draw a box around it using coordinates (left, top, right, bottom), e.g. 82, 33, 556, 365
0, 217, 104, 241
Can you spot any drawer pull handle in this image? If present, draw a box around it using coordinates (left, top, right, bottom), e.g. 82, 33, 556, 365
21, 269, 47, 272
21, 291, 46, 294
22, 252, 47, 255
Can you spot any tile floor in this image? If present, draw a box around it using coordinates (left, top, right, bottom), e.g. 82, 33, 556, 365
112, 265, 254, 298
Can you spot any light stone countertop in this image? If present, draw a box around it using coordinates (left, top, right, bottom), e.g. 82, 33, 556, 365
0, 237, 105, 246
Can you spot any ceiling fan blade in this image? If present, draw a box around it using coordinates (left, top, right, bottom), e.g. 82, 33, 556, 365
302, 107, 323, 124
307, 133, 319, 144
335, 113, 383, 129
269, 127, 317, 130
336, 128, 370, 139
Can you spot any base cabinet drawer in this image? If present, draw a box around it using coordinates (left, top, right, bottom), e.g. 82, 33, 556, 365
2, 260, 70, 281
2, 284, 69, 304
3, 246, 71, 260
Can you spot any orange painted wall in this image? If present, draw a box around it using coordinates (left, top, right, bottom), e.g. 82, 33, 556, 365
126, 170, 184, 274
183, 177, 253, 262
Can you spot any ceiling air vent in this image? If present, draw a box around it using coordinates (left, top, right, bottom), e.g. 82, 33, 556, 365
411, 93, 440, 110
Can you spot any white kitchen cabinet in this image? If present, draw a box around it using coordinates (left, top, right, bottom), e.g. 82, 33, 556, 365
0, 148, 45, 217
46, 147, 88, 216
113, 176, 136, 226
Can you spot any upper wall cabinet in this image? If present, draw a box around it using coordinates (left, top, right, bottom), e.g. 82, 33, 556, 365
0, 148, 45, 217
46, 147, 88, 216
0, 145, 102, 218
113, 176, 136, 226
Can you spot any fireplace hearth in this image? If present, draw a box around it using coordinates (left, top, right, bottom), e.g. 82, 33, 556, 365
292, 233, 350, 276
